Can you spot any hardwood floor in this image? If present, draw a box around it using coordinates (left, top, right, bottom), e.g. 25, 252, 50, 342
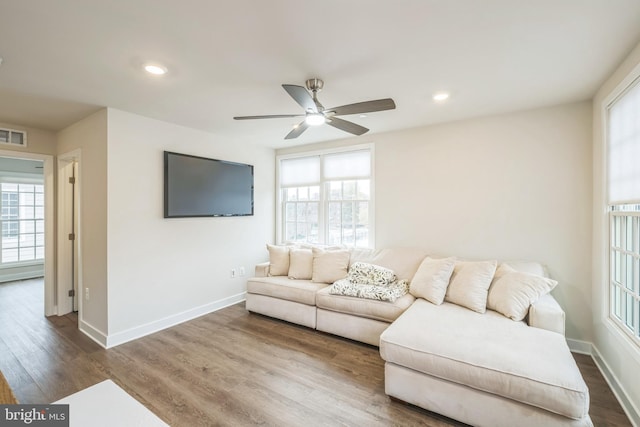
0, 279, 632, 426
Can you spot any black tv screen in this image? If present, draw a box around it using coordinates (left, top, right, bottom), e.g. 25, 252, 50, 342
164, 151, 254, 218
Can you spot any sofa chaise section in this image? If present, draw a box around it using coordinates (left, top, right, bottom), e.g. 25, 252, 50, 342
380, 299, 592, 427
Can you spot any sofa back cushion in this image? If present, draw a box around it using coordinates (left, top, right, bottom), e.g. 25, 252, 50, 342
500, 260, 548, 277
368, 247, 430, 282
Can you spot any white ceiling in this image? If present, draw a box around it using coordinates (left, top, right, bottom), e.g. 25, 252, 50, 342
1, 1, 639, 148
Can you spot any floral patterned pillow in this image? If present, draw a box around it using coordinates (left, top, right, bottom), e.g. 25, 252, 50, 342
330, 279, 409, 303
348, 262, 397, 286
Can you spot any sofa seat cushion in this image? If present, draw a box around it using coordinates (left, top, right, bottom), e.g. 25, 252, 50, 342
379, 299, 589, 420
316, 286, 415, 323
247, 277, 327, 306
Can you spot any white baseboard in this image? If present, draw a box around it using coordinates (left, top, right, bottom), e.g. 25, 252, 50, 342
104, 292, 246, 349
592, 345, 640, 427
567, 338, 592, 355
79, 319, 108, 349
566, 339, 639, 426
0, 271, 44, 283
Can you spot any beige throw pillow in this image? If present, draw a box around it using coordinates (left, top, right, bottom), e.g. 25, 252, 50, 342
312, 248, 350, 283
445, 260, 497, 313
487, 264, 558, 321
288, 248, 313, 280
266, 244, 290, 276
409, 257, 456, 305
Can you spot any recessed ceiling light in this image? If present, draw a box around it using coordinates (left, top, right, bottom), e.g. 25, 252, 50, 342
359, 114, 367, 118
144, 64, 167, 75
433, 92, 450, 102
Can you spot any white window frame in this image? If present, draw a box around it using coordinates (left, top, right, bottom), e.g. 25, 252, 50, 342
276, 143, 375, 248
0, 181, 45, 267
603, 62, 640, 352
609, 206, 640, 346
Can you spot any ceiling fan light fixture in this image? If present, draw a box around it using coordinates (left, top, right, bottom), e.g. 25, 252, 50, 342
305, 114, 325, 126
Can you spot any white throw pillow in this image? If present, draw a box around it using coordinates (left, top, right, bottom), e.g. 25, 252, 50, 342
487, 264, 558, 321
312, 247, 350, 283
445, 260, 497, 313
409, 257, 456, 305
288, 248, 313, 280
266, 244, 290, 276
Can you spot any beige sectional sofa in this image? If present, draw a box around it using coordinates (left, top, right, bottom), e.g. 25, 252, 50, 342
245, 246, 592, 427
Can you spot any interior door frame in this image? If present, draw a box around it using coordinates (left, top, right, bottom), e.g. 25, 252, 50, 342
57, 149, 81, 316
0, 149, 55, 315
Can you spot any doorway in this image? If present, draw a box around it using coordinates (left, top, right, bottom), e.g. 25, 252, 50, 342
0, 150, 55, 316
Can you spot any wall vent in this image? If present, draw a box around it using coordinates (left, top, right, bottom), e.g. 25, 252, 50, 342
0, 128, 27, 147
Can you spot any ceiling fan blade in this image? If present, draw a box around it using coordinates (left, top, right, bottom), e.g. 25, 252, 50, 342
327, 98, 396, 116
282, 84, 318, 113
285, 121, 309, 139
326, 117, 369, 136
233, 114, 304, 120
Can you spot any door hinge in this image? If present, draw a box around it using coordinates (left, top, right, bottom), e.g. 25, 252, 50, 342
69, 177, 76, 184
68, 289, 75, 297
68, 233, 75, 241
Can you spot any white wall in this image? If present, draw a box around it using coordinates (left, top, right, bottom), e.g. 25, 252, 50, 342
57, 109, 108, 335
278, 101, 593, 342
105, 109, 274, 342
592, 40, 640, 425
376, 103, 593, 341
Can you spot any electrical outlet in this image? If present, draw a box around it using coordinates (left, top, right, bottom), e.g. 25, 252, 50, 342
230, 269, 236, 278
239, 267, 245, 277
85, 287, 90, 300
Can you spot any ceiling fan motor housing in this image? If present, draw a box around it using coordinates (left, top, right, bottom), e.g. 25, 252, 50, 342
305, 78, 324, 92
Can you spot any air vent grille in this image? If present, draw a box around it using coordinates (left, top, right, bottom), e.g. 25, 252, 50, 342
0, 128, 27, 147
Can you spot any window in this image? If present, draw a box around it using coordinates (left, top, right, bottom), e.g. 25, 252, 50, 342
278, 147, 373, 248
0, 183, 45, 264
607, 76, 640, 346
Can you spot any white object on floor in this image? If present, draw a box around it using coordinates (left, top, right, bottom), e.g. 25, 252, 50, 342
54, 379, 169, 427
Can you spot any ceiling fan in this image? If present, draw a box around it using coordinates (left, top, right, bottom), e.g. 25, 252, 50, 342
233, 78, 396, 139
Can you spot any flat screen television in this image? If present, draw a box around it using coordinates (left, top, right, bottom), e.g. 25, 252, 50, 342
164, 151, 254, 218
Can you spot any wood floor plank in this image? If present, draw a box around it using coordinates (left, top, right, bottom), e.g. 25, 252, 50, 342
0, 279, 632, 426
